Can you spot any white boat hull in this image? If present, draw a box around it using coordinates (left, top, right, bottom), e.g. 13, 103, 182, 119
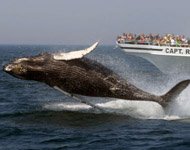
117, 43, 190, 74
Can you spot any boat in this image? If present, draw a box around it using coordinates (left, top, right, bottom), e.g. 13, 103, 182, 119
116, 33, 190, 74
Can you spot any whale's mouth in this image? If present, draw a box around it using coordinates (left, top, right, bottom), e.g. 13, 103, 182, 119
3, 63, 26, 79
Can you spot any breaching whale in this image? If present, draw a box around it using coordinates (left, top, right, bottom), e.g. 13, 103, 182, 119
3, 42, 190, 108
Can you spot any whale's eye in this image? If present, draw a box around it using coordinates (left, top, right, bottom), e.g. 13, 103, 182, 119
10, 64, 27, 75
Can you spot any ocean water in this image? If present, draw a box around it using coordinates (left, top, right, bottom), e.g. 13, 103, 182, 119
0, 45, 190, 150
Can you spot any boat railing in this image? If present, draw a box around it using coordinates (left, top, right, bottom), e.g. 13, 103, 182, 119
117, 40, 190, 48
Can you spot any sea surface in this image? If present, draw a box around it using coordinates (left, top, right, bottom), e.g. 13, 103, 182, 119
0, 45, 190, 150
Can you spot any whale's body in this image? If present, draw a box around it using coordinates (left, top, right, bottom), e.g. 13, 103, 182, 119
3, 42, 190, 108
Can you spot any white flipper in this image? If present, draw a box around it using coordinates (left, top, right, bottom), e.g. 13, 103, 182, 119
53, 42, 99, 61
53, 86, 104, 112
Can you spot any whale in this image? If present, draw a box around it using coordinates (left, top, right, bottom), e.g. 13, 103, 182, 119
3, 42, 190, 108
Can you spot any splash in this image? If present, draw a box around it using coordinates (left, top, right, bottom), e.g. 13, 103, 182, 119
43, 99, 164, 119
165, 85, 190, 118
43, 74, 190, 120
44, 102, 91, 112
97, 100, 165, 119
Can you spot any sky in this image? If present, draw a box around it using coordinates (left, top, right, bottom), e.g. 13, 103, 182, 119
1, 0, 190, 45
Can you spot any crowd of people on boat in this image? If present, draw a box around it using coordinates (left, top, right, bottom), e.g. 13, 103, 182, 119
117, 33, 190, 46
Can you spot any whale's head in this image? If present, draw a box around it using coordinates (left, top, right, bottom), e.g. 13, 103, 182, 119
3, 53, 52, 80
3, 42, 99, 81
3, 42, 98, 85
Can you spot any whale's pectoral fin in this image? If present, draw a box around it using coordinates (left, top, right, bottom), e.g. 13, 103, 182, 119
53, 42, 99, 61
53, 86, 104, 112
160, 79, 190, 107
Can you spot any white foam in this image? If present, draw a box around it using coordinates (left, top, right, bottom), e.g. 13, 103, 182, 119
44, 102, 91, 112
43, 99, 166, 119
163, 115, 181, 120
98, 100, 165, 119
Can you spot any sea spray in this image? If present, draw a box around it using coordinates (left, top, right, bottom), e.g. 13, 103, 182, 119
43, 98, 165, 119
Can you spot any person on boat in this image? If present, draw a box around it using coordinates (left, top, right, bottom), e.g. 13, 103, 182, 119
181, 35, 188, 46
170, 36, 176, 46
138, 34, 145, 44
175, 36, 181, 47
